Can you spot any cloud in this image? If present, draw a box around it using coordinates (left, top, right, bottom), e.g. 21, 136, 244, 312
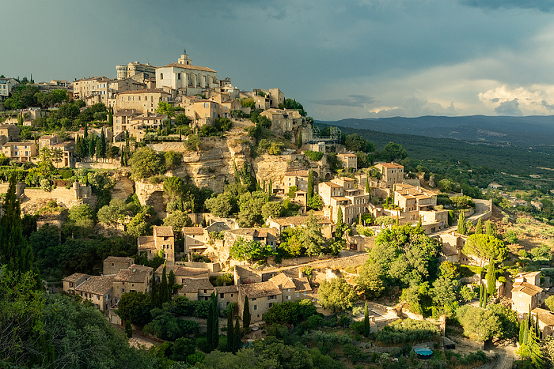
460, 0, 554, 12
479, 84, 554, 115
316, 94, 376, 107
494, 99, 522, 115
367, 95, 458, 118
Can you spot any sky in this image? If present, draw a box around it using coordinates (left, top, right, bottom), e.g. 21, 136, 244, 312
3, 0, 554, 121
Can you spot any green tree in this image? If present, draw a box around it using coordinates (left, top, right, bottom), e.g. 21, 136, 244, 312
545, 295, 554, 312
0, 174, 36, 274
159, 266, 170, 305
475, 218, 483, 234
234, 316, 241, 352
164, 150, 182, 171
230, 237, 275, 262
456, 305, 501, 341
129, 147, 164, 179
261, 201, 283, 220
307, 169, 314, 203
355, 262, 385, 299
125, 320, 133, 338
117, 291, 152, 326
171, 337, 195, 361
463, 234, 508, 266
243, 296, 251, 329
363, 302, 370, 337
205, 193, 234, 217
318, 277, 358, 312
163, 211, 193, 233
345, 133, 374, 152
486, 262, 496, 296
227, 309, 234, 352
457, 210, 466, 235
485, 220, 495, 236
335, 207, 344, 240
297, 131, 302, 148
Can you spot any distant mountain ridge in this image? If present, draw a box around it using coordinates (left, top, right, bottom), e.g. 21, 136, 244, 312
316, 115, 554, 147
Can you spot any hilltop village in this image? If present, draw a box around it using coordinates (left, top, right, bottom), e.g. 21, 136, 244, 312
2, 51, 554, 368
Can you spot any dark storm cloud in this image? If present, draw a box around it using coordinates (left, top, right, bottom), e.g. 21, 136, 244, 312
495, 99, 522, 115
460, 0, 554, 12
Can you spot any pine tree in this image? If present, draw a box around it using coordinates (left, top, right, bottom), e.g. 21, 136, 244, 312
307, 169, 314, 203
457, 211, 466, 235
363, 302, 370, 337
234, 316, 241, 352
486, 261, 496, 296
227, 309, 234, 352
475, 218, 483, 234
243, 296, 251, 329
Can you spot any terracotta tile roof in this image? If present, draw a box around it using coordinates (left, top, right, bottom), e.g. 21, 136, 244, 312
114, 265, 152, 283
229, 228, 277, 238
159, 63, 217, 73
512, 281, 543, 296
533, 308, 554, 327
156, 265, 208, 277
284, 170, 309, 177
377, 162, 403, 169
292, 277, 311, 292
239, 281, 282, 299
104, 256, 134, 264
321, 181, 342, 188
269, 273, 296, 290
154, 226, 174, 237
338, 153, 357, 158
268, 215, 332, 226
215, 285, 238, 294
76, 276, 113, 295
179, 277, 214, 293
182, 227, 204, 235
113, 109, 140, 117
63, 272, 90, 283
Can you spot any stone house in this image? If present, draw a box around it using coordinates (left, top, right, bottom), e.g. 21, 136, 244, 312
512, 271, 544, 318
215, 284, 239, 311
268, 273, 312, 302
1, 141, 37, 162
62, 273, 114, 312
112, 264, 153, 301
260, 108, 303, 135
0, 78, 19, 101
0, 124, 20, 144
338, 153, 357, 170
532, 308, 554, 338
318, 177, 370, 224
179, 277, 214, 301
103, 256, 134, 276
374, 162, 404, 188
137, 226, 175, 263
238, 281, 283, 323
155, 264, 209, 285
183, 227, 208, 256
283, 170, 311, 193
225, 228, 279, 249
439, 232, 470, 264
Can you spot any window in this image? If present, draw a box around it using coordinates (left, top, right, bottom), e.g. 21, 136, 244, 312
254, 305, 258, 310
178, 73, 181, 80
160, 73, 164, 79
296, 292, 299, 297
220, 293, 224, 298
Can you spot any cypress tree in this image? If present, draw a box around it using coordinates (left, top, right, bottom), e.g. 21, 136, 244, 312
234, 316, 241, 352
160, 266, 169, 304
100, 128, 106, 158
479, 283, 484, 308
151, 271, 159, 308
125, 320, 133, 338
212, 293, 219, 350
84, 121, 88, 139
483, 284, 488, 307
168, 270, 175, 296
519, 320, 525, 345
486, 261, 496, 296
523, 316, 529, 345
363, 302, 370, 337
227, 309, 234, 352
307, 169, 314, 203
268, 180, 272, 197
365, 177, 370, 194
262, 180, 266, 192
485, 220, 494, 236
457, 211, 466, 235
297, 131, 302, 148
108, 107, 113, 126
207, 294, 214, 350
0, 173, 37, 276
335, 207, 343, 240
475, 218, 483, 234
243, 296, 251, 329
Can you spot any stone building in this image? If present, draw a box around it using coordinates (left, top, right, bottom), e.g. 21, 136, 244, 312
62, 273, 114, 312
0, 124, 20, 144
318, 177, 370, 224
374, 162, 404, 187
103, 256, 134, 276
0, 77, 19, 101
338, 153, 357, 170
1, 141, 37, 162
512, 271, 544, 318
116, 61, 157, 80
112, 264, 153, 300
156, 50, 220, 96
137, 226, 175, 263
238, 281, 282, 323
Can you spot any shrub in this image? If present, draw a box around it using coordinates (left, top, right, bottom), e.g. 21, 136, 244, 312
304, 150, 324, 161
374, 319, 440, 344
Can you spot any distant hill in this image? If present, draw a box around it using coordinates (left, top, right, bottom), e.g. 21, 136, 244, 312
316, 115, 554, 147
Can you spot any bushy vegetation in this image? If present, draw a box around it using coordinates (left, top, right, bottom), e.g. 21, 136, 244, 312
373, 319, 440, 344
